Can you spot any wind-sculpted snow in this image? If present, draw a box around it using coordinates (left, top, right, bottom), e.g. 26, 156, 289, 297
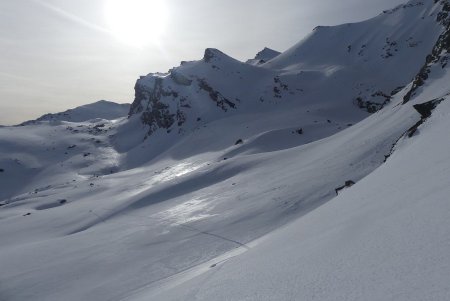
1, 1, 450, 300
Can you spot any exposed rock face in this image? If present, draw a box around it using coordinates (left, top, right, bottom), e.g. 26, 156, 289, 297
129, 77, 178, 135
407, 97, 446, 137
413, 97, 445, 118
128, 48, 244, 137
197, 79, 236, 111
335, 180, 355, 195
129, 48, 262, 136
203, 48, 218, 63
403, 0, 450, 103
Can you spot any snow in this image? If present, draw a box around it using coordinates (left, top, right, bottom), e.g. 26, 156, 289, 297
1, 0, 450, 300
20, 100, 130, 125
125, 0, 445, 151
142, 92, 450, 301
246, 47, 281, 66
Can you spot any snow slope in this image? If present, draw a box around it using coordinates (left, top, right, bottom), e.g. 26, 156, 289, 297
1, 0, 450, 300
144, 94, 450, 301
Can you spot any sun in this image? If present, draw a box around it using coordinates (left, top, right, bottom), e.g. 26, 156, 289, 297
104, 0, 169, 47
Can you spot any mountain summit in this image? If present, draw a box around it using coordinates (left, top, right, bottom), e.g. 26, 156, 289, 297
246, 47, 281, 65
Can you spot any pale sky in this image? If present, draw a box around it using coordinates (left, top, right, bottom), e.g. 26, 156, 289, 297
0, 0, 406, 125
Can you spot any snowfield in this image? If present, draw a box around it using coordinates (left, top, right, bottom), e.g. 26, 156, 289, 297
1, 0, 450, 300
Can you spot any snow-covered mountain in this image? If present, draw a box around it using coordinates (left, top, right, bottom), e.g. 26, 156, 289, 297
245, 47, 281, 66
20, 100, 130, 125
128, 0, 444, 143
1, 1, 450, 300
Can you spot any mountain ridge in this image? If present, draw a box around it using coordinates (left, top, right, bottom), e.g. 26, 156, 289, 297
20, 100, 130, 126
126, 0, 448, 146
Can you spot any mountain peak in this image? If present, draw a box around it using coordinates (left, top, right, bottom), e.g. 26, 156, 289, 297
246, 47, 281, 65
203, 48, 229, 63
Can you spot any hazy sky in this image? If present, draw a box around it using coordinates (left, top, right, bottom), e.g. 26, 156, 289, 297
0, 0, 406, 125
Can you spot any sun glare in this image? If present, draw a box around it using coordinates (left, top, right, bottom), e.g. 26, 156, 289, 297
104, 0, 169, 47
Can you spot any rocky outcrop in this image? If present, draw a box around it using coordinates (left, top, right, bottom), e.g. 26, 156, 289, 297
403, 0, 450, 103
335, 180, 355, 195
413, 97, 444, 119
128, 48, 243, 137
406, 97, 446, 137
129, 77, 180, 135
197, 79, 236, 111
385, 95, 447, 162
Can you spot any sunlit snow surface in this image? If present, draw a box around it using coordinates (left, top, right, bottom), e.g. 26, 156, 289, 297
1, 1, 450, 300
